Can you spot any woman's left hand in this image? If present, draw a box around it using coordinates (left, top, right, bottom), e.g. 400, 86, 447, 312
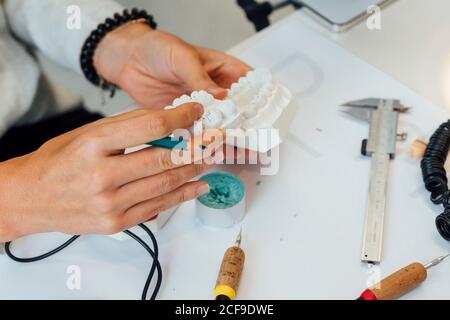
94, 22, 252, 108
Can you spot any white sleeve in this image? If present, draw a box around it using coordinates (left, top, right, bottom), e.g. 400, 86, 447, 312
4, 0, 124, 74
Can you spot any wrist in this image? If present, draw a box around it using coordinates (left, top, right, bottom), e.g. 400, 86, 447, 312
81, 9, 157, 88
94, 22, 155, 84
0, 158, 28, 241
0, 154, 51, 241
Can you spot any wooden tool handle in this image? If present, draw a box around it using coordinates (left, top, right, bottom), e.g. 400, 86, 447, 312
368, 263, 427, 300
215, 247, 245, 297
407, 139, 427, 160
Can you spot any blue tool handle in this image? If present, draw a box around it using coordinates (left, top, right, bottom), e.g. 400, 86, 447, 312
147, 136, 187, 150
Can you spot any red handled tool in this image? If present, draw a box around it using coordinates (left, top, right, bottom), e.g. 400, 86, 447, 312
357, 254, 449, 300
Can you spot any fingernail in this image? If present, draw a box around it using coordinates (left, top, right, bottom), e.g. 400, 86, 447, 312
193, 103, 204, 118
145, 215, 158, 222
196, 183, 210, 196
207, 87, 227, 99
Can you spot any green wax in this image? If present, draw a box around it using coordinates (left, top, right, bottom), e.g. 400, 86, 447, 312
198, 172, 245, 209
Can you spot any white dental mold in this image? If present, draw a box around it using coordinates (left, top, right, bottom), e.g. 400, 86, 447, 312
109, 70, 292, 240
166, 69, 292, 152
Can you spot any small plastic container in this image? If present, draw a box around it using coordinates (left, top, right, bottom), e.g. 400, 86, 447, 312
196, 172, 246, 228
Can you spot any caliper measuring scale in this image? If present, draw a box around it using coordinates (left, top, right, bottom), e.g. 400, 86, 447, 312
341, 98, 409, 263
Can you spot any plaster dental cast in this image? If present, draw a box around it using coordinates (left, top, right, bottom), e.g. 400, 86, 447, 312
0, 0, 252, 242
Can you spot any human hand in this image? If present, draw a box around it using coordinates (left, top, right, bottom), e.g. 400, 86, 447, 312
0, 104, 213, 242
94, 23, 252, 108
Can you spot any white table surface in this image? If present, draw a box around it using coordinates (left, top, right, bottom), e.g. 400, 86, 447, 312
1, 3, 450, 300
297, 0, 450, 112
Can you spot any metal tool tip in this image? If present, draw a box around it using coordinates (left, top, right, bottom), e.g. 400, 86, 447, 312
235, 227, 242, 247
424, 254, 450, 269
397, 106, 411, 113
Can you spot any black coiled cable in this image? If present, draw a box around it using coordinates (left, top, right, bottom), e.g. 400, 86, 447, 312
421, 119, 450, 240
4, 223, 162, 299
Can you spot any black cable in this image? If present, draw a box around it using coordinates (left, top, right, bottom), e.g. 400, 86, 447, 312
5, 235, 80, 263
138, 223, 162, 300
124, 226, 162, 300
4, 223, 162, 299
421, 119, 450, 240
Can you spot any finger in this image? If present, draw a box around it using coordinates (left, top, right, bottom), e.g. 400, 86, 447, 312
95, 102, 204, 150
197, 47, 253, 89
120, 180, 209, 231
178, 50, 228, 99
112, 147, 184, 186
108, 128, 223, 185
116, 180, 208, 231
63, 108, 150, 141
214, 64, 252, 89
198, 46, 253, 72
117, 163, 210, 208
99, 108, 149, 124
198, 130, 257, 164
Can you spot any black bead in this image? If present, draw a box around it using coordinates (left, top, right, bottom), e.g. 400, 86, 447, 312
85, 47, 94, 56
88, 72, 98, 81
81, 57, 91, 66
113, 13, 123, 24
90, 29, 99, 38
105, 18, 115, 29
97, 23, 106, 35
81, 49, 90, 57
80, 49, 88, 57
130, 13, 138, 19
82, 67, 91, 76
131, 8, 139, 15
149, 20, 157, 29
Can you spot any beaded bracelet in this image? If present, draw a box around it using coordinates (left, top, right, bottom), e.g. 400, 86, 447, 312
80, 8, 157, 99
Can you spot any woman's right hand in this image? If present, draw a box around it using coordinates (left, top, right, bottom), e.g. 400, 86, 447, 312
0, 103, 211, 242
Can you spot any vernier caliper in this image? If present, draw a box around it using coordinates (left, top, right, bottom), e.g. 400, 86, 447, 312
341, 98, 409, 264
